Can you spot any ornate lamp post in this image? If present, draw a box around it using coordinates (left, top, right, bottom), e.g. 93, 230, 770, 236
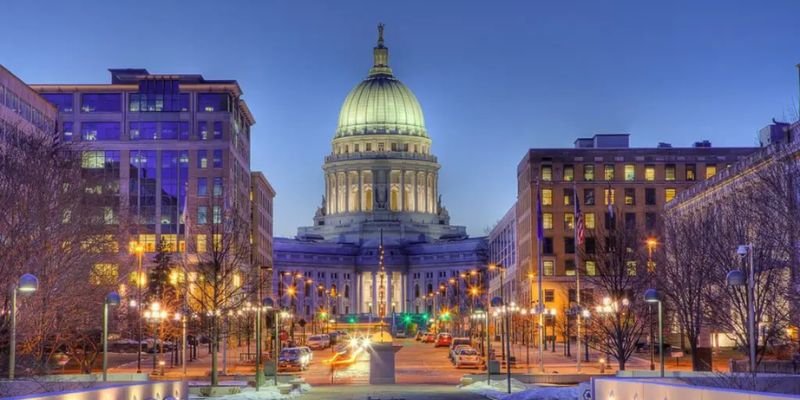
143, 302, 168, 373
8, 273, 38, 380
644, 288, 664, 377
727, 244, 757, 379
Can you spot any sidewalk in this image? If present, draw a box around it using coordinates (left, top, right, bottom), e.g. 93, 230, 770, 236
111, 344, 259, 380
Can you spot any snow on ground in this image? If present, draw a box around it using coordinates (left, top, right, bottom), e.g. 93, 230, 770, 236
460, 378, 590, 400
188, 383, 311, 399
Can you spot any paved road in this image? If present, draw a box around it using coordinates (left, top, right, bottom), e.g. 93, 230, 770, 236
297, 384, 486, 400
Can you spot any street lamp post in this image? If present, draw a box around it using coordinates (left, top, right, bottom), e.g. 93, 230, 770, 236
472, 307, 490, 386
644, 289, 664, 377
8, 273, 38, 380
143, 302, 167, 374
102, 292, 121, 381
726, 244, 757, 378
256, 297, 274, 390
132, 243, 145, 374
646, 238, 657, 371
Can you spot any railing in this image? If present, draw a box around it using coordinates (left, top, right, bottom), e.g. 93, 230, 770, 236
325, 151, 438, 163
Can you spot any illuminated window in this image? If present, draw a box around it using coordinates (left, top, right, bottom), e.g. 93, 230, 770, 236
129, 271, 147, 288
564, 188, 574, 206
624, 164, 635, 181
90, 263, 118, 285
544, 289, 555, 302
196, 235, 207, 252
665, 164, 676, 181
604, 189, 615, 205
212, 206, 222, 224
541, 165, 552, 181
212, 234, 222, 251
564, 212, 575, 230
626, 261, 637, 276
665, 188, 676, 202
604, 165, 615, 181
705, 165, 717, 179
161, 235, 177, 252
543, 261, 555, 276
585, 261, 597, 276
137, 234, 156, 252
543, 212, 553, 230
583, 164, 595, 181
644, 165, 655, 181
81, 151, 106, 168
563, 165, 574, 181
624, 188, 635, 205
585, 212, 595, 229
542, 189, 552, 206
198, 150, 208, 168
686, 164, 696, 181
565, 259, 576, 276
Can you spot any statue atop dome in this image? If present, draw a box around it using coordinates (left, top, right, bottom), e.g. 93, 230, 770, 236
377, 23, 385, 48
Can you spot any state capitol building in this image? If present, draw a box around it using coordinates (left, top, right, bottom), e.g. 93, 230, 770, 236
273, 26, 489, 323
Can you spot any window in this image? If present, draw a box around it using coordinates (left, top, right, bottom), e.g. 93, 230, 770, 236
584, 189, 595, 205
624, 164, 635, 181
585, 237, 596, 254
129, 92, 189, 112
354, 144, 360, 152
604, 164, 615, 181
129, 121, 157, 140
665, 164, 676, 181
563, 165, 574, 181
543, 262, 555, 277
665, 188, 676, 202
196, 235, 207, 252
543, 237, 553, 254
197, 93, 230, 112
644, 165, 655, 181
585, 212, 595, 229
543, 212, 553, 230
161, 121, 189, 140
377, 142, 384, 151
197, 178, 208, 196
583, 164, 595, 181
63, 121, 73, 142
624, 188, 636, 205
604, 188, 615, 205
626, 261, 637, 276
645, 212, 657, 230
563, 188, 574, 206
212, 206, 222, 224
197, 206, 208, 224
212, 177, 223, 197
705, 165, 717, 179
686, 164, 696, 181
213, 149, 222, 168
541, 165, 552, 181
81, 93, 121, 112
565, 237, 575, 254
213, 121, 223, 140
41, 93, 73, 112
565, 259, 576, 276
645, 188, 656, 205
81, 122, 120, 141
198, 150, 208, 168
625, 213, 636, 229
542, 189, 552, 206
564, 212, 574, 230
366, 143, 372, 151
605, 212, 615, 229
585, 261, 597, 276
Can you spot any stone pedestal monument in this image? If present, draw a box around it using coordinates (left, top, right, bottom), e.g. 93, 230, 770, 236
367, 331, 403, 384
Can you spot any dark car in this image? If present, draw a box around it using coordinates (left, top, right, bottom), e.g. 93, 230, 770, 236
278, 348, 310, 371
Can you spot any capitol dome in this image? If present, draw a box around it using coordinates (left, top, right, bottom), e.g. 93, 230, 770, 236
335, 26, 427, 138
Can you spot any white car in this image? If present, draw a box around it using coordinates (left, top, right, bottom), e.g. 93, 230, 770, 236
395, 331, 407, 338
450, 344, 471, 362
454, 348, 481, 368
307, 334, 330, 350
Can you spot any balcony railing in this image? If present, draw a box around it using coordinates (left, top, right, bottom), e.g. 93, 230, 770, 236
325, 151, 438, 163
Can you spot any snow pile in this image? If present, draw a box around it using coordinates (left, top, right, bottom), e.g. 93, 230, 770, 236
188, 383, 311, 399
461, 379, 591, 400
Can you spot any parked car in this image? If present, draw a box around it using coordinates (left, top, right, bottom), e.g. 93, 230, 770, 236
450, 337, 472, 351
454, 348, 481, 368
278, 348, 310, 371
296, 346, 313, 361
422, 333, 436, 343
435, 333, 453, 347
450, 344, 472, 362
307, 334, 330, 350
395, 331, 407, 338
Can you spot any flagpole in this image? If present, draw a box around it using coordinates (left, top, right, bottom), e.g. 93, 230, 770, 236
574, 181, 582, 372
536, 181, 545, 373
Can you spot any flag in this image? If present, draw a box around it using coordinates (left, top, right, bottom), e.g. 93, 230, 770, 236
536, 183, 544, 241
575, 190, 584, 245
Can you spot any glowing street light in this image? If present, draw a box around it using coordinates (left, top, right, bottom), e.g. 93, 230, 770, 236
102, 292, 121, 381
644, 288, 664, 378
8, 273, 38, 380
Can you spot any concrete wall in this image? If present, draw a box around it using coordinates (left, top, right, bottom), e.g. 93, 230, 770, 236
6, 381, 187, 400
593, 377, 797, 400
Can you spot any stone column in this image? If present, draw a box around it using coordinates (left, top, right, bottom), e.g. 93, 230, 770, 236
359, 171, 364, 211
372, 271, 378, 316
354, 273, 360, 314
399, 170, 405, 211
387, 272, 393, 314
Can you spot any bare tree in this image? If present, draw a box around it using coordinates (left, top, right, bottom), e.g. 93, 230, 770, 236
188, 196, 252, 386
581, 207, 649, 370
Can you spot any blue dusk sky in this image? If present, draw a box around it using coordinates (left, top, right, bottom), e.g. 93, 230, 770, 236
2, 0, 799, 237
